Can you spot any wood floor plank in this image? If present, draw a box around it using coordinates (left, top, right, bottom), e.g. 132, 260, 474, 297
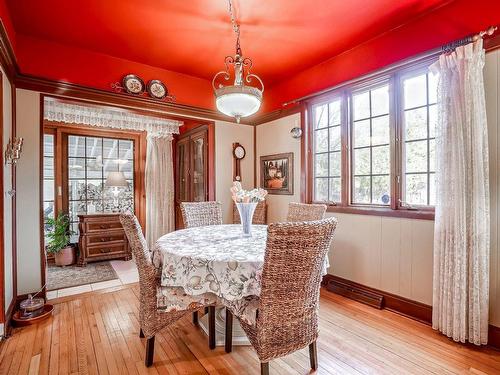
1, 284, 500, 375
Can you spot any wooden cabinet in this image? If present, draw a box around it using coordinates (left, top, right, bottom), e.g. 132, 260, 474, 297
175, 126, 209, 229
77, 213, 131, 266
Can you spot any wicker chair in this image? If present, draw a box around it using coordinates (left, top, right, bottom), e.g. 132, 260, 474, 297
180, 201, 223, 228
286, 202, 327, 222
225, 217, 338, 375
119, 213, 217, 367
233, 200, 267, 224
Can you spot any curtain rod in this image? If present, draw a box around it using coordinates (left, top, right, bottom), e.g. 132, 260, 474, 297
283, 25, 498, 107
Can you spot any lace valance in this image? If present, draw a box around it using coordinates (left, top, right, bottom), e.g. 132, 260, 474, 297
44, 98, 182, 138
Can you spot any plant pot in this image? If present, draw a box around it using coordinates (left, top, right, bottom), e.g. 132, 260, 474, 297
54, 245, 75, 267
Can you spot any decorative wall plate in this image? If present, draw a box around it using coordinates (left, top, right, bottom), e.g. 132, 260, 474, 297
122, 74, 145, 94
147, 80, 168, 99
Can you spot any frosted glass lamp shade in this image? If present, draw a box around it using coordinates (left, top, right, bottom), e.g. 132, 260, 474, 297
215, 85, 262, 122
105, 171, 128, 188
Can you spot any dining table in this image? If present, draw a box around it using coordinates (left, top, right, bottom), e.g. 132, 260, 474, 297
151, 223, 330, 346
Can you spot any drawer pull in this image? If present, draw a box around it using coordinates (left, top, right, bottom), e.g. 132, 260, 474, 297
100, 237, 112, 242
100, 225, 108, 229
100, 248, 111, 253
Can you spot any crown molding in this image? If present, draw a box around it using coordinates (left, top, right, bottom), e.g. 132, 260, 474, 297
0, 20, 19, 83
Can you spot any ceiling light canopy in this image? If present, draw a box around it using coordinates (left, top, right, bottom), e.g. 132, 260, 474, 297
213, 0, 264, 123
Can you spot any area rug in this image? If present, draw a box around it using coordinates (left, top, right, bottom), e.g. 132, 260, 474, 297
47, 261, 119, 291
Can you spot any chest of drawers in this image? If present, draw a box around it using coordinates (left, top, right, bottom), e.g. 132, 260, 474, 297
77, 213, 131, 266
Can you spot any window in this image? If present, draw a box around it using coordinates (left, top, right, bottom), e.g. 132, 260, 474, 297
351, 84, 391, 205
308, 58, 437, 219
67, 135, 135, 235
43, 133, 55, 240
402, 72, 437, 206
312, 98, 342, 203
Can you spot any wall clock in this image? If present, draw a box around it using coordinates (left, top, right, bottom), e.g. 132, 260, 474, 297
232, 143, 246, 181
147, 80, 168, 99
122, 74, 145, 95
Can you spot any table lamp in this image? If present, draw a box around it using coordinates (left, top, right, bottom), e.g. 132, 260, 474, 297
105, 171, 129, 211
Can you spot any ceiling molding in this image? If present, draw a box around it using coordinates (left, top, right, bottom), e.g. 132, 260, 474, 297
248, 105, 303, 126
0, 20, 19, 83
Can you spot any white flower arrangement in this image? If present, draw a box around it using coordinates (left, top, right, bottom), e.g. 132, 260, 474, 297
230, 181, 268, 203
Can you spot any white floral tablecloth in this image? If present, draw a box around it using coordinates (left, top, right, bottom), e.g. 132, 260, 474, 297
151, 224, 330, 324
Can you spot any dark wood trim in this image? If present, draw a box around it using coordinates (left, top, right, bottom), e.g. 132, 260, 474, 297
250, 104, 302, 126
3, 298, 15, 337
16, 74, 242, 124
322, 274, 500, 350
0, 20, 18, 83
10, 83, 16, 313
39, 94, 46, 305
324, 204, 435, 220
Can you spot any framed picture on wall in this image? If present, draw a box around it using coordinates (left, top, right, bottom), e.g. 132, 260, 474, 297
260, 152, 293, 195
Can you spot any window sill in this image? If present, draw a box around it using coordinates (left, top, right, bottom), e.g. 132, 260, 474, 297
323, 205, 435, 220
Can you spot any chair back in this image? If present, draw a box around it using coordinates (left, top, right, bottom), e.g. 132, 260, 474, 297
233, 200, 267, 225
180, 201, 223, 228
286, 202, 327, 222
119, 213, 154, 273
257, 217, 337, 354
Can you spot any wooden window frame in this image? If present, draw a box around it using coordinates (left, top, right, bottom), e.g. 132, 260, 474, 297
304, 59, 436, 220
43, 121, 147, 230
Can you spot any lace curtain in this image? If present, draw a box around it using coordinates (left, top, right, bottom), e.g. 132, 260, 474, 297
44, 98, 180, 245
430, 39, 490, 345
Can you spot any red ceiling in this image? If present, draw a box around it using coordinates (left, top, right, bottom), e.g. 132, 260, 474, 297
2, 0, 500, 115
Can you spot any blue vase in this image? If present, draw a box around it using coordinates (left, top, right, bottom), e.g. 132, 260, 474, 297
236, 202, 258, 236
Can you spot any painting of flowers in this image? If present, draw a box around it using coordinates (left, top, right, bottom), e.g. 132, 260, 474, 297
260, 152, 293, 195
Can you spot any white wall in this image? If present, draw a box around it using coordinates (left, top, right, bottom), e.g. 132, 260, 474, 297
15, 89, 41, 295
2, 67, 13, 334
215, 121, 254, 223
255, 113, 302, 222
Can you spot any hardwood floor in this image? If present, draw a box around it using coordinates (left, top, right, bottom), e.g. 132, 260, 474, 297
1, 284, 499, 375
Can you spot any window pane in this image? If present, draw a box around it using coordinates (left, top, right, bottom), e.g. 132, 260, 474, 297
68, 158, 85, 178
69, 201, 86, 222
353, 176, 370, 203
329, 152, 341, 177
86, 158, 103, 179
86, 180, 103, 201
329, 126, 341, 151
44, 157, 54, 178
405, 174, 427, 205
315, 129, 328, 153
353, 91, 370, 120
86, 137, 102, 158
353, 148, 370, 175
119, 140, 134, 160
315, 104, 328, 129
68, 136, 85, 157
429, 173, 436, 206
371, 116, 389, 145
372, 175, 390, 205
43, 181, 54, 202
428, 72, 438, 104
69, 179, 86, 201
104, 160, 119, 175
315, 178, 328, 201
43, 201, 55, 220
371, 85, 389, 116
405, 140, 427, 173
354, 120, 370, 148
405, 107, 427, 141
429, 104, 437, 138
329, 100, 341, 126
329, 177, 341, 202
404, 74, 427, 109
120, 161, 134, 180
103, 138, 118, 159
44, 134, 54, 156
315, 154, 329, 177
429, 139, 435, 172
372, 146, 389, 174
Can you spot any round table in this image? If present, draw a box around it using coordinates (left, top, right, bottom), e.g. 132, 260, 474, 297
152, 224, 268, 346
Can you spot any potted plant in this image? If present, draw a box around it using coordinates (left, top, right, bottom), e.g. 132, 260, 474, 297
46, 214, 76, 267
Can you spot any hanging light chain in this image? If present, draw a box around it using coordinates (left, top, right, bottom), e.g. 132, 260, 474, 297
227, 0, 242, 56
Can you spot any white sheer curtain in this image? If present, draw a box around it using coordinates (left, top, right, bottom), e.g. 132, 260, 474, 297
145, 135, 175, 247
44, 98, 181, 247
430, 39, 490, 345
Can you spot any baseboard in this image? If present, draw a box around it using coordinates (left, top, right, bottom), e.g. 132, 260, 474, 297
4, 298, 16, 337
322, 274, 432, 324
489, 325, 500, 349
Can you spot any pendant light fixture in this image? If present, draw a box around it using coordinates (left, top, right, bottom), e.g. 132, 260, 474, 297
212, 0, 264, 123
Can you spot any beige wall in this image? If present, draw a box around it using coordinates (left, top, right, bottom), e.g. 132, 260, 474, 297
2, 67, 13, 334
15, 89, 41, 295
485, 49, 500, 327
256, 113, 302, 222
215, 121, 254, 223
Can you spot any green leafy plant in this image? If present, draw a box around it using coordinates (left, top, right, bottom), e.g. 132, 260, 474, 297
45, 214, 74, 254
